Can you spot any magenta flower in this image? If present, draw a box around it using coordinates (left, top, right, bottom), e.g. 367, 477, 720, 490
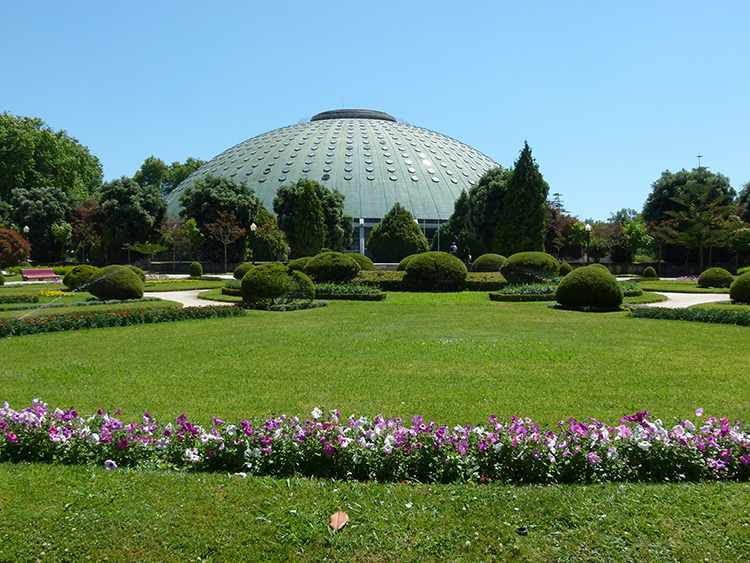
7, 432, 18, 443
588, 452, 601, 466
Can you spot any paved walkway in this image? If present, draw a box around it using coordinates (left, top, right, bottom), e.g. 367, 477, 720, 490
143, 289, 232, 307
644, 292, 730, 309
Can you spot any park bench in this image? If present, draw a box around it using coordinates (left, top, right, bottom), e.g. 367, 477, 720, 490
21, 268, 60, 281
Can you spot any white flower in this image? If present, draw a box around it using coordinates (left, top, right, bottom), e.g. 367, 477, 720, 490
104, 460, 117, 470
311, 407, 323, 420
637, 441, 651, 451
185, 448, 201, 463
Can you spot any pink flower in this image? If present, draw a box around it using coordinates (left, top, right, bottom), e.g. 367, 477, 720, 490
696, 408, 704, 417
6, 432, 18, 443
588, 451, 601, 466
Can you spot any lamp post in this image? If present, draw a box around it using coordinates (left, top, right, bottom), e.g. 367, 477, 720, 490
585, 223, 592, 265
250, 222, 257, 264
22, 225, 30, 261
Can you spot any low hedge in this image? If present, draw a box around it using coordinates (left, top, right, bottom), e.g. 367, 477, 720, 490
354, 270, 405, 291
0, 305, 246, 338
464, 272, 507, 291
629, 306, 750, 326
315, 292, 387, 301
0, 294, 40, 305
489, 293, 556, 302
221, 287, 242, 297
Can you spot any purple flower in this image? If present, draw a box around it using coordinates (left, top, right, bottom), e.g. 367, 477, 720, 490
6, 432, 18, 443
588, 451, 601, 466
324, 442, 335, 456
104, 460, 117, 470
695, 408, 704, 417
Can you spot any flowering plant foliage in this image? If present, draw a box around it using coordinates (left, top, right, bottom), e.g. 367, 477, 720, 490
1, 401, 748, 484
0, 294, 39, 304
0, 305, 245, 338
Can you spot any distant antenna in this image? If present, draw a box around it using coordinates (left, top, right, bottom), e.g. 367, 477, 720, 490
696, 153, 703, 168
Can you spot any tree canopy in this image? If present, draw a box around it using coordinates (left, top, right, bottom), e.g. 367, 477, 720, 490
11, 186, 69, 262
366, 202, 428, 262
643, 168, 734, 224
466, 167, 509, 253
493, 142, 550, 256
0, 113, 103, 202
431, 190, 483, 257
134, 156, 205, 194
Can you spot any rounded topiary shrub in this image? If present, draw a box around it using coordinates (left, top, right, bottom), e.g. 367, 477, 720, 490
348, 252, 376, 271
559, 262, 572, 277
470, 253, 506, 272
287, 256, 313, 273
555, 264, 623, 310
730, 272, 750, 303
642, 266, 657, 278
189, 261, 203, 277
63, 264, 99, 290
500, 252, 560, 284
403, 252, 467, 292
241, 262, 315, 307
0, 271, 4, 285
698, 267, 733, 289
86, 265, 144, 301
127, 265, 146, 282
234, 262, 254, 280
304, 252, 361, 282
396, 254, 416, 271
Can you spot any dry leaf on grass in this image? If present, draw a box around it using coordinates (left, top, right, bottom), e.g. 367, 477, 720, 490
329, 510, 349, 531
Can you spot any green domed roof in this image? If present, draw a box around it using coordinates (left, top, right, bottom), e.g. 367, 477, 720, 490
166, 109, 499, 223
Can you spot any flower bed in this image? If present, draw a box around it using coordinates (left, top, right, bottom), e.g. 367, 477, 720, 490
314, 282, 387, 301
0, 294, 39, 305
0, 305, 245, 338
630, 306, 750, 326
1, 401, 748, 484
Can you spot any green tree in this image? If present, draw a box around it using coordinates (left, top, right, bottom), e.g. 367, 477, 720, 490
205, 211, 246, 273
466, 167, 509, 253
431, 190, 482, 257
253, 205, 287, 262
643, 168, 734, 224
0, 113, 103, 202
544, 194, 581, 259
11, 186, 69, 262
492, 142, 550, 256
99, 177, 166, 262
366, 202, 428, 262
179, 175, 260, 262
274, 179, 351, 254
157, 215, 193, 270
134, 156, 205, 194
68, 198, 103, 263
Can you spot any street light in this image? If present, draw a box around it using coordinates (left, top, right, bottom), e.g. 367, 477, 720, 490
585, 223, 592, 265
250, 222, 257, 264
22, 225, 29, 235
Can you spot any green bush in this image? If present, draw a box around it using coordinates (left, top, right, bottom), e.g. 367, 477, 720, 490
470, 253, 506, 272
698, 267, 733, 289
589, 263, 610, 272
63, 265, 99, 290
464, 272, 507, 291
348, 252, 376, 271
0, 271, 4, 285
127, 265, 146, 282
642, 266, 658, 278
233, 262, 254, 280
555, 264, 623, 310
86, 265, 145, 301
730, 272, 750, 303
189, 261, 203, 277
354, 270, 405, 291
287, 256, 312, 272
559, 262, 572, 276
737, 266, 750, 276
304, 252, 360, 282
500, 252, 560, 284
241, 263, 314, 307
403, 252, 467, 292
396, 254, 416, 271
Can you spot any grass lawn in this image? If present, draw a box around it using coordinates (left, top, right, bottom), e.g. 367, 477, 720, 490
2, 291, 750, 561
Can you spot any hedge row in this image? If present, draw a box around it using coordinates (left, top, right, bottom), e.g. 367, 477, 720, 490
0, 294, 39, 305
489, 293, 556, 302
354, 271, 506, 292
315, 292, 387, 301
0, 305, 246, 338
629, 306, 750, 326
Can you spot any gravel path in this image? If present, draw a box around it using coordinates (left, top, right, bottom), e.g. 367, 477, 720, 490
144, 290, 233, 308
644, 292, 730, 309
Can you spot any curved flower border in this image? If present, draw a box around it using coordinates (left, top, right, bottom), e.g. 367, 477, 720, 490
1, 401, 749, 484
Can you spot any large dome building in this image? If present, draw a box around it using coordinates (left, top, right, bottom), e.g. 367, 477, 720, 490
166, 109, 499, 253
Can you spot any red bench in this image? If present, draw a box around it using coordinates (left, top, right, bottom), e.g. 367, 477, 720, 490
21, 268, 60, 281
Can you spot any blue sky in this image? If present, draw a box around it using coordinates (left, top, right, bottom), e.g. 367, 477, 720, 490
2, 0, 748, 222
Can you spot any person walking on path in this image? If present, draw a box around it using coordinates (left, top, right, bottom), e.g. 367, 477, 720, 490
463, 245, 471, 265
449, 242, 458, 256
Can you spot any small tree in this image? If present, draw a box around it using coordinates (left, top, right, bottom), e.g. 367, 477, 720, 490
205, 211, 246, 273
69, 198, 103, 263
366, 203, 428, 262
0, 228, 31, 267
273, 179, 328, 257
132, 242, 169, 271
157, 214, 192, 271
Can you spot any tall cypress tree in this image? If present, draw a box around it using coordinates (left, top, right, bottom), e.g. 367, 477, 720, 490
492, 142, 549, 256
288, 180, 326, 257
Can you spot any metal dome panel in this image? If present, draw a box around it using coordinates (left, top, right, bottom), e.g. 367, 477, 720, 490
166, 110, 499, 226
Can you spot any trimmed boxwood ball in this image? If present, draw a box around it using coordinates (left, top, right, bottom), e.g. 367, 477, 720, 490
63, 264, 99, 290
642, 266, 657, 278
189, 261, 203, 277
304, 251, 360, 282
127, 265, 146, 281
730, 272, 750, 303
698, 267, 733, 289
287, 256, 312, 272
403, 251, 467, 292
396, 254, 416, 271
348, 252, 376, 271
234, 262, 254, 280
470, 253, 506, 272
559, 262, 572, 276
86, 265, 144, 300
555, 264, 623, 309
500, 252, 560, 284
241, 263, 314, 305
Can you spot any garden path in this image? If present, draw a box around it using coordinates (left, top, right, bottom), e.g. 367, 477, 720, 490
143, 290, 231, 307
644, 292, 729, 309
